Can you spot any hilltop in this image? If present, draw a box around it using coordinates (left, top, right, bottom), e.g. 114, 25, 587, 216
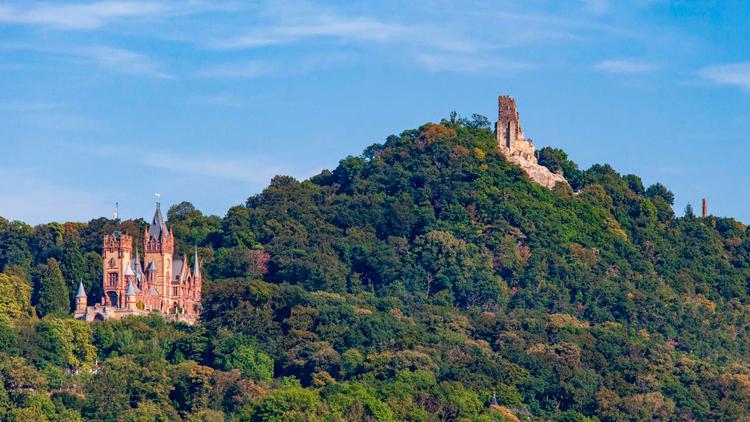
1, 110, 749, 420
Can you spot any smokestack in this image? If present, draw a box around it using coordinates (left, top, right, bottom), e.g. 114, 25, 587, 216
702, 198, 707, 218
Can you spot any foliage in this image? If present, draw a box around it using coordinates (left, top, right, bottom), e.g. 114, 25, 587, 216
0, 116, 749, 420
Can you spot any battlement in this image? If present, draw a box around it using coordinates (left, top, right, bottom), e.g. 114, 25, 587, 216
103, 231, 132, 252
498, 96, 520, 122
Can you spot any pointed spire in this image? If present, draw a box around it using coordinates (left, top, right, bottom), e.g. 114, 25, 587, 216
124, 259, 135, 276
126, 280, 136, 296
76, 279, 87, 298
148, 199, 169, 240
193, 244, 200, 275
134, 247, 143, 281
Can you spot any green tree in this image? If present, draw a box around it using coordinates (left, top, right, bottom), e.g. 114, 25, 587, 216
59, 235, 85, 308
33, 259, 69, 317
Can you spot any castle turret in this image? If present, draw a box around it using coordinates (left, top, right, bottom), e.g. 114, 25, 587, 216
125, 281, 136, 310
75, 280, 87, 314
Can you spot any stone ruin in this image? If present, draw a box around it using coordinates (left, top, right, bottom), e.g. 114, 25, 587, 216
496, 95, 567, 189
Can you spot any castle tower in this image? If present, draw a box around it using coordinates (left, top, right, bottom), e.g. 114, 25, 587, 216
125, 281, 136, 311
102, 231, 133, 308
702, 198, 708, 218
143, 201, 174, 310
496, 95, 525, 151
75, 280, 87, 315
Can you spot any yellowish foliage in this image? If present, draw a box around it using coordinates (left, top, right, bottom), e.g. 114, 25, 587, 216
0, 273, 33, 325
548, 313, 590, 330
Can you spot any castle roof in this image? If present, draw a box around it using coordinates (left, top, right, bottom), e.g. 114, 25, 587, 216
193, 245, 200, 276
126, 280, 136, 296
173, 259, 184, 281
76, 280, 87, 298
124, 260, 135, 276
148, 203, 169, 240
134, 247, 143, 281
149, 287, 159, 297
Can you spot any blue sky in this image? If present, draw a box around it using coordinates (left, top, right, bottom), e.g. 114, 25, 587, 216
1, 0, 749, 224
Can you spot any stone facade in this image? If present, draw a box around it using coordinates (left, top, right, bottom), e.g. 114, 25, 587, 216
496, 95, 567, 189
74, 202, 202, 324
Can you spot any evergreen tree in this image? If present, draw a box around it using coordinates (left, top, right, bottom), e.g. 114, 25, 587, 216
34, 258, 70, 317
59, 235, 85, 308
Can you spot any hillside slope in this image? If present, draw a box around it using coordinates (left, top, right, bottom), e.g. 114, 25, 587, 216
1, 115, 749, 421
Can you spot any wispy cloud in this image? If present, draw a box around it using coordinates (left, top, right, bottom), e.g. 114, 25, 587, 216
0, 100, 65, 112
214, 12, 407, 49
197, 60, 274, 79
0, 167, 104, 224
416, 53, 531, 74
79, 46, 171, 78
698, 62, 750, 91
0, 43, 170, 78
593, 59, 660, 74
140, 151, 302, 184
0, 1, 167, 30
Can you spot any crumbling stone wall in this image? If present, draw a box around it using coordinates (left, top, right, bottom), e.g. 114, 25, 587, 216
495, 95, 567, 189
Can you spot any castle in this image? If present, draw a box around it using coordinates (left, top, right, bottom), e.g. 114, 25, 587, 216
74, 202, 202, 324
496, 95, 567, 189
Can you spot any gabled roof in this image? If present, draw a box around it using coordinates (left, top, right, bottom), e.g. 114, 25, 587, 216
148, 203, 169, 240
173, 259, 184, 280
76, 280, 87, 298
149, 287, 160, 297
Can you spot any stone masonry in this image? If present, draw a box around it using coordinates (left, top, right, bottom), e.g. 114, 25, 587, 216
496, 95, 567, 189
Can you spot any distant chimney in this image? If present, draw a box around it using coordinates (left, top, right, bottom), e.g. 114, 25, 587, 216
702, 198, 708, 218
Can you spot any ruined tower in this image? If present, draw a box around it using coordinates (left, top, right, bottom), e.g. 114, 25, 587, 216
496, 96, 525, 151
495, 95, 567, 189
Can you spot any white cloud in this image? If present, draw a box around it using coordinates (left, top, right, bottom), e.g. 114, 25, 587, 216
0, 1, 166, 30
698, 63, 750, 91
593, 59, 659, 74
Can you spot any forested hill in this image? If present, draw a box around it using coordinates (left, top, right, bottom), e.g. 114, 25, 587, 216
1, 115, 750, 421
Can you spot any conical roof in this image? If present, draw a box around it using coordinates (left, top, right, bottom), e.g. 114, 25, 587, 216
148, 203, 169, 240
76, 280, 87, 298
126, 280, 136, 296
124, 260, 135, 276
193, 245, 200, 275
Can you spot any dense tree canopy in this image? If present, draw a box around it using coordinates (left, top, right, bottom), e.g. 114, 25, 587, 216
0, 115, 749, 420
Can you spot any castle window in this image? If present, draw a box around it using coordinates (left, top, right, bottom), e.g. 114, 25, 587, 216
173, 287, 178, 296
108, 272, 118, 287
